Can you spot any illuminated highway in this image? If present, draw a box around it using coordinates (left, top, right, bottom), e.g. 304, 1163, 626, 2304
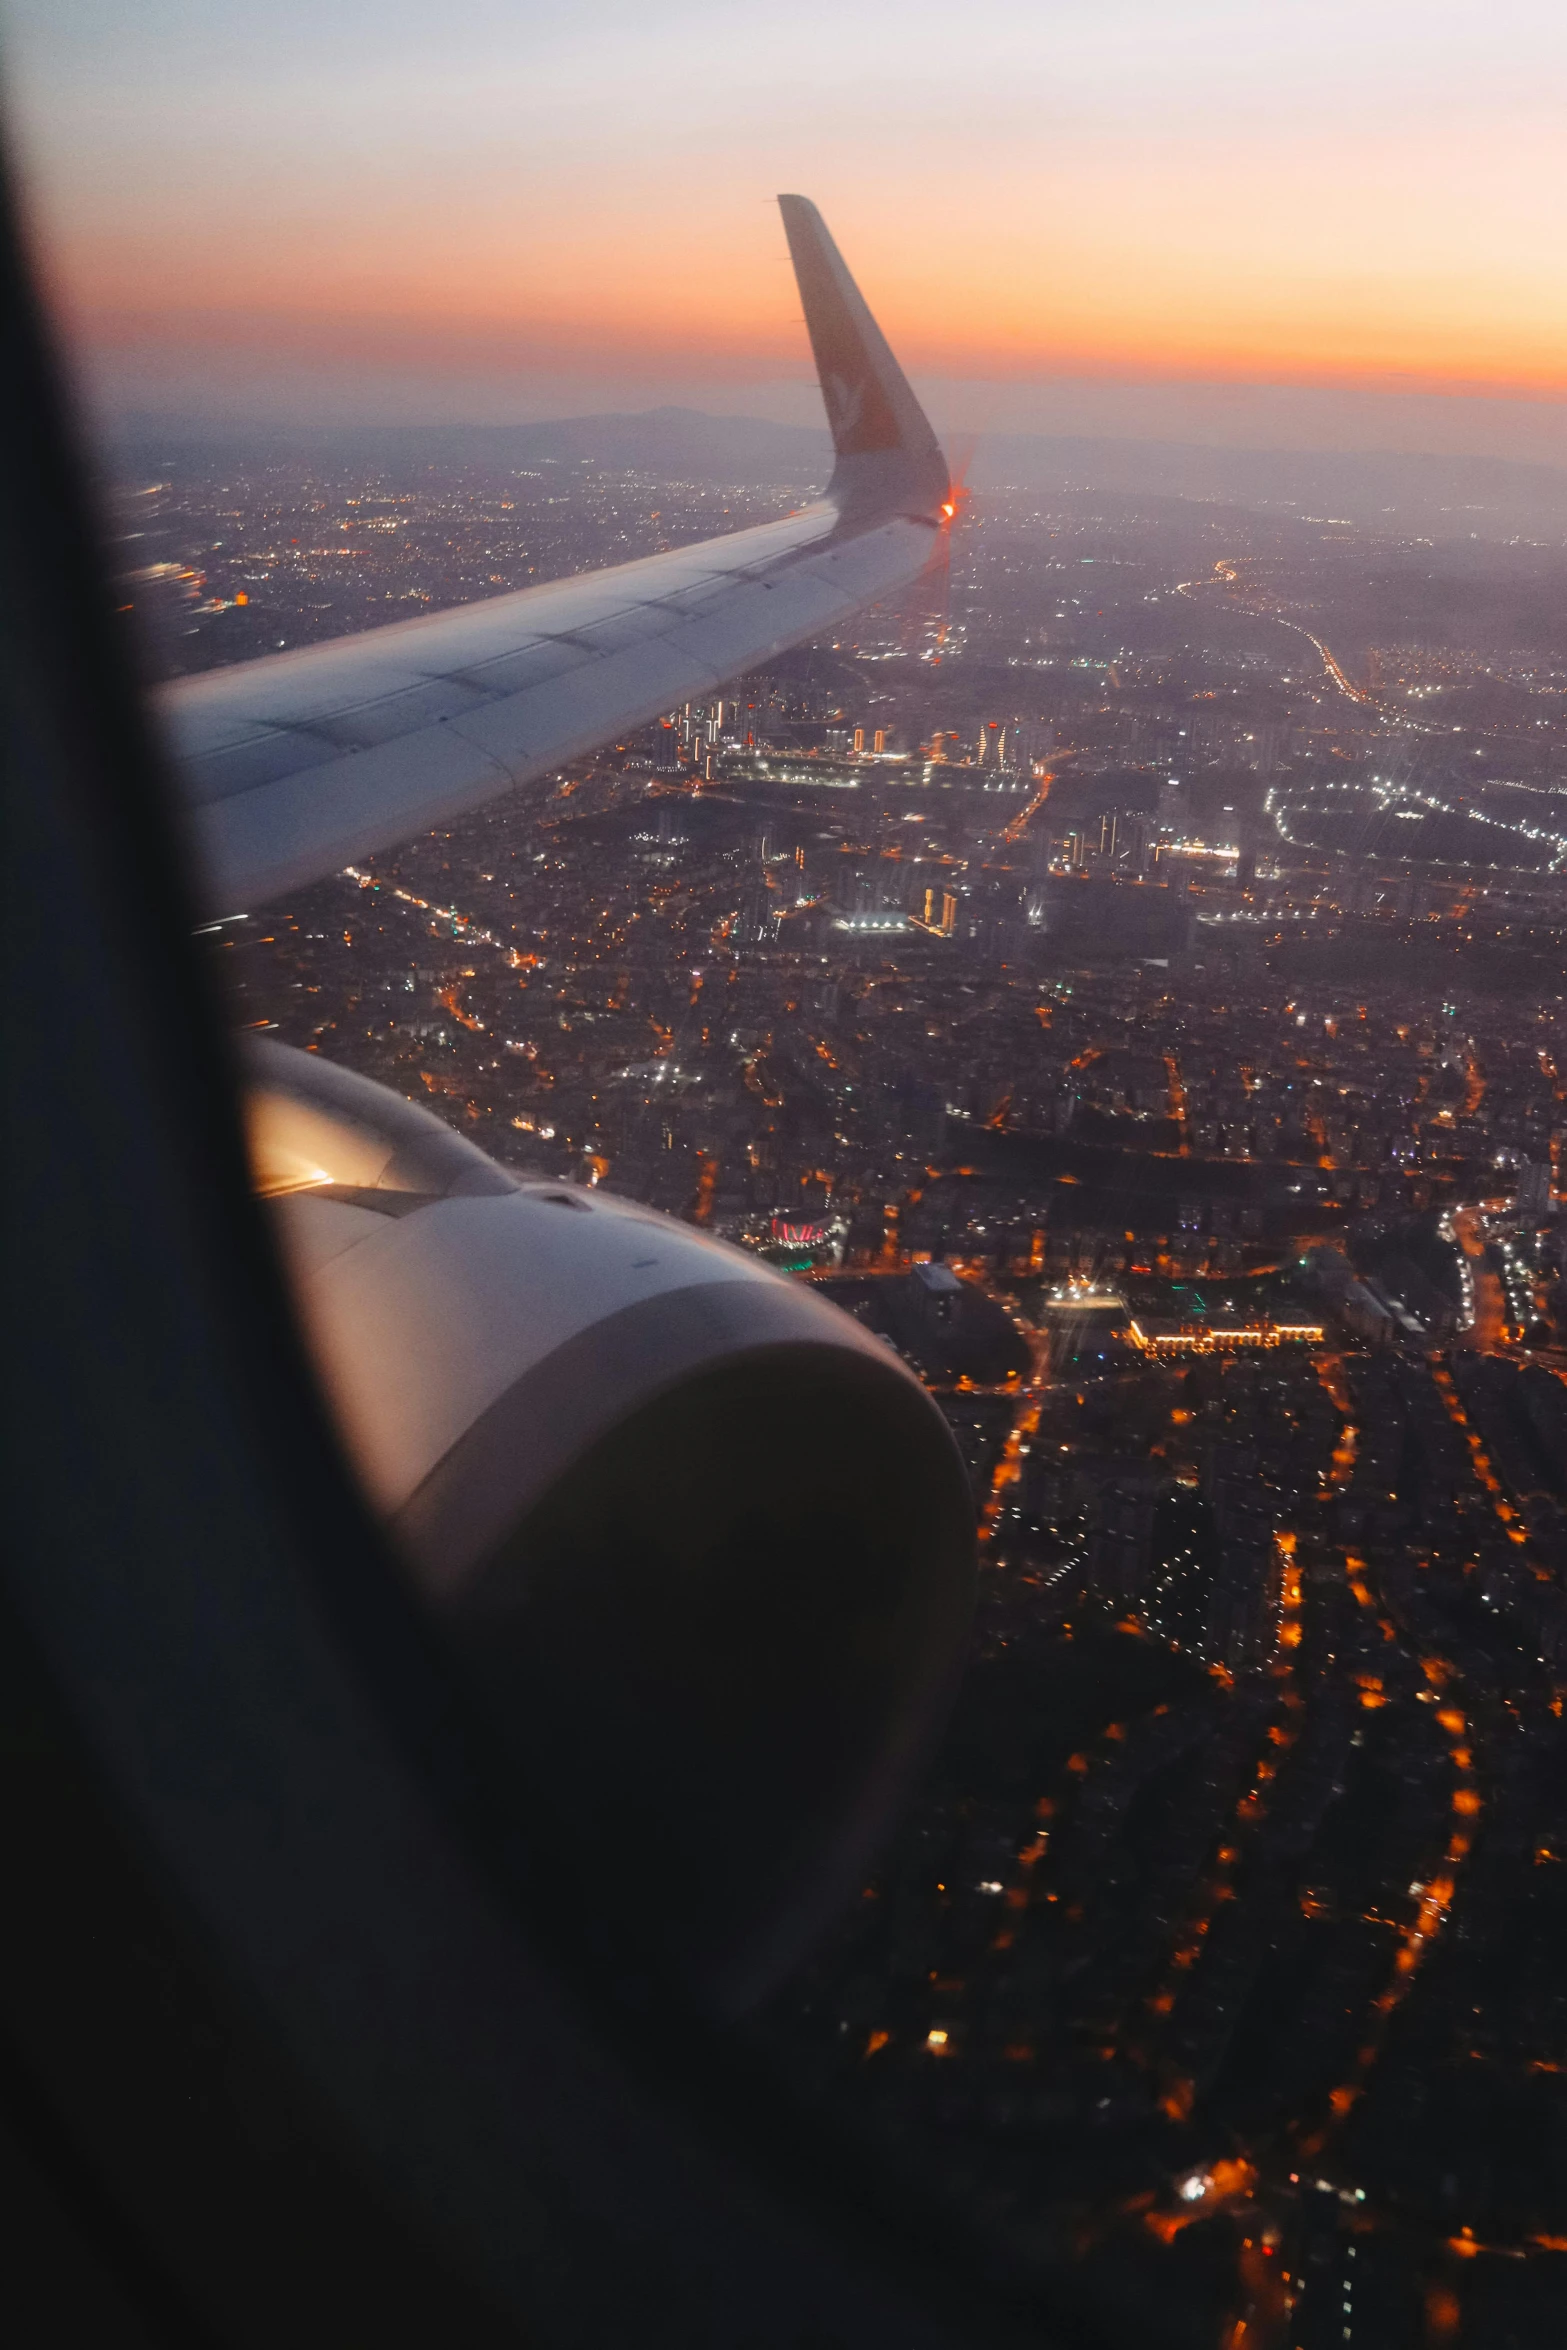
1175, 563, 1567, 870
1451, 1207, 1508, 1354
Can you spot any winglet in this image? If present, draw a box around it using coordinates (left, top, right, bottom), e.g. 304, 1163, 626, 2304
778, 195, 950, 526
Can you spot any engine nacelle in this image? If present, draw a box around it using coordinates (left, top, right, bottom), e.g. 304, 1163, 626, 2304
246, 1040, 976, 2010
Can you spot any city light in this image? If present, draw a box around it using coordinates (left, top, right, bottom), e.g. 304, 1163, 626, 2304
170, 426, 1564, 2348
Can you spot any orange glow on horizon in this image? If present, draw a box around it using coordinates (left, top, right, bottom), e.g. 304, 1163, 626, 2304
62, 262, 1567, 404
11, 1, 1565, 429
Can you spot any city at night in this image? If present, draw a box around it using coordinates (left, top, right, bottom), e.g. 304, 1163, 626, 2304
6, 4, 1565, 2347
107, 419, 1566, 2346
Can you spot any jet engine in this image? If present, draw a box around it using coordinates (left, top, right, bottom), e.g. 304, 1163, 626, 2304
245, 1039, 976, 2010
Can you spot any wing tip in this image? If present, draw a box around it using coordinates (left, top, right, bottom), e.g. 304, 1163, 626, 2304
775, 194, 948, 523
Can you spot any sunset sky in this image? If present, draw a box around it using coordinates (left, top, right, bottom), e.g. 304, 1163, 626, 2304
8, 0, 1565, 459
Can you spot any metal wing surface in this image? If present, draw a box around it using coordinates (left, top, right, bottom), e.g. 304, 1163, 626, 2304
159, 197, 950, 915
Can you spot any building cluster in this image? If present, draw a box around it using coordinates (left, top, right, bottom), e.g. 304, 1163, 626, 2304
136, 438, 1567, 2347
759, 1332, 1567, 2348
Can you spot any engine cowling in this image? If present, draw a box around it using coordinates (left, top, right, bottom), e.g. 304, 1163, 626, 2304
245, 1039, 976, 2010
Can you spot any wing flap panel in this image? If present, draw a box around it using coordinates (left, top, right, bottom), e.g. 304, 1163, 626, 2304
447, 638, 720, 777
569, 603, 690, 655
167, 656, 454, 736
312, 674, 504, 750
661, 575, 852, 680
184, 726, 343, 805
447, 639, 594, 697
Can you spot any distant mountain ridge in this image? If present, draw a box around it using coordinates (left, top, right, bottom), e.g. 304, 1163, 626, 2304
970, 433, 1567, 540
112, 406, 832, 483
111, 404, 1567, 540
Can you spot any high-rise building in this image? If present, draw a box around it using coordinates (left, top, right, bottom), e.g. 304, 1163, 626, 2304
905, 1260, 965, 1332
1095, 1487, 1158, 1614
920, 887, 958, 936
1140, 1489, 1211, 1643
1517, 1160, 1552, 1221
653, 717, 681, 772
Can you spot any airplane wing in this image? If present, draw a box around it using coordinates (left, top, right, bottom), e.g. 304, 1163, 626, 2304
159, 196, 950, 915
